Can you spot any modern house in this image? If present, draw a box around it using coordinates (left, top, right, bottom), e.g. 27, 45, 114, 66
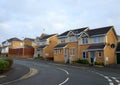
1, 37, 23, 56
8, 38, 35, 58
78, 26, 118, 65
23, 38, 35, 47
54, 27, 88, 63
34, 34, 58, 60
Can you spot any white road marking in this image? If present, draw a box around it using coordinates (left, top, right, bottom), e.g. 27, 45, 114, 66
109, 82, 114, 85
59, 78, 69, 85
57, 67, 69, 75
111, 77, 120, 84
95, 72, 114, 85
57, 67, 69, 85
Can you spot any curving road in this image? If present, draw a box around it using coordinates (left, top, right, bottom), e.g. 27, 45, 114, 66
8, 59, 120, 85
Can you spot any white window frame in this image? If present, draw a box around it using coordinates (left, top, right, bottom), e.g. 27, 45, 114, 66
54, 50, 57, 54
82, 37, 88, 44
69, 36, 76, 42
98, 51, 102, 58
82, 51, 88, 59
70, 47, 75, 56
94, 37, 101, 43
59, 49, 62, 54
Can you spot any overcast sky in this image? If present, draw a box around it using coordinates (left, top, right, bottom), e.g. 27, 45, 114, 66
0, 0, 120, 43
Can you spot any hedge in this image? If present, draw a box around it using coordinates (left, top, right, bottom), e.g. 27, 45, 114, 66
77, 59, 89, 64
94, 62, 104, 66
3, 58, 13, 68
0, 59, 9, 72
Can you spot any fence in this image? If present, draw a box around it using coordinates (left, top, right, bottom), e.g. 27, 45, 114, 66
8, 48, 34, 58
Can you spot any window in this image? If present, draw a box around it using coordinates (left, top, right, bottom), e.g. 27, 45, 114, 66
98, 51, 102, 58
59, 49, 62, 54
94, 37, 101, 43
82, 51, 88, 59
82, 37, 88, 44
61, 39, 65, 43
70, 48, 75, 56
69, 36, 76, 42
54, 50, 57, 54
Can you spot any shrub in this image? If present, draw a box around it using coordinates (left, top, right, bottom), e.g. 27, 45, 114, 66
3, 58, 13, 68
95, 62, 104, 66
0, 59, 9, 72
0, 57, 13, 68
77, 59, 89, 64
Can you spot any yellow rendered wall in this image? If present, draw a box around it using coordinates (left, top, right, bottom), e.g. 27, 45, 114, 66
104, 28, 118, 64
79, 44, 90, 59
43, 35, 58, 59
11, 41, 22, 48
24, 39, 35, 47
67, 42, 78, 61
95, 51, 104, 63
54, 49, 65, 62
54, 42, 78, 62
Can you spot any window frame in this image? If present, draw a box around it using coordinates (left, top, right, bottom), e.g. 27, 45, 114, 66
98, 51, 102, 58
82, 51, 88, 59
59, 49, 62, 54
93, 37, 101, 43
82, 37, 88, 44
70, 47, 75, 56
54, 50, 57, 54
69, 36, 76, 42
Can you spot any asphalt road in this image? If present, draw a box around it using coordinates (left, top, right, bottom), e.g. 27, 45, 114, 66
8, 59, 120, 85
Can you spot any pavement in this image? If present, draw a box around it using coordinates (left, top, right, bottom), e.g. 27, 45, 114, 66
0, 64, 30, 84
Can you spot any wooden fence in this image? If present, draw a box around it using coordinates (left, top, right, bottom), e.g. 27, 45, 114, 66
8, 48, 34, 58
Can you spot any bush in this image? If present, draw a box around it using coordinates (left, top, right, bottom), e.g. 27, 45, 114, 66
0, 57, 13, 68
0, 59, 9, 72
77, 59, 89, 64
95, 62, 104, 66
3, 58, 13, 68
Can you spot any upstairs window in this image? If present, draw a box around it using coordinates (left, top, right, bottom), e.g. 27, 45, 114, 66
94, 37, 101, 43
69, 36, 76, 42
82, 37, 88, 44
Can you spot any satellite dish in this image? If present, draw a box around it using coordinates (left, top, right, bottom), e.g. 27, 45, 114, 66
111, 44, 115, 48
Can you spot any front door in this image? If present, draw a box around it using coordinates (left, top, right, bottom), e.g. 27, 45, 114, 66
90, 51, 96, 64
64, 48, 69, 63
117, 53, 120, 64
